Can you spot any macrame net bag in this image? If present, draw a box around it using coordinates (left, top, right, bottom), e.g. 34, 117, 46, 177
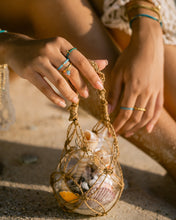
50, 61, 124, 216
0, 64, 15, 130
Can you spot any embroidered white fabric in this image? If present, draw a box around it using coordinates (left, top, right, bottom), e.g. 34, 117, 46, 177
102, 0, 176, 45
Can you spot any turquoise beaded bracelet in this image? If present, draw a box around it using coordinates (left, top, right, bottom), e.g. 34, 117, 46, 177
0, 30, 8, 33
129, 14, 162, 28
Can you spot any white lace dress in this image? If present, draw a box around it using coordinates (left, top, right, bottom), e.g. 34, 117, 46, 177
102, 0, 176, 45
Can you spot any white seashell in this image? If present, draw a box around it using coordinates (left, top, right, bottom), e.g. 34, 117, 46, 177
96, 149, 111, 166
56, 179, 70, 192
89, 178, 96, 187
81, 182, 89, 191
73, 158, 89, 181
94, 175, 98, 180
84, 130, 98, 141
84, 130, 99, 151
97, 127, 108, 140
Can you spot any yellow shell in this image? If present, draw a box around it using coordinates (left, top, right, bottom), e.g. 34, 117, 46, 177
59, 191, 79, 203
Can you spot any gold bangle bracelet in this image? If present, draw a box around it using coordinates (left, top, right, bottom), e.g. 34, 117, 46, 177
126, 0, 160, 8
126, 4, 161, 20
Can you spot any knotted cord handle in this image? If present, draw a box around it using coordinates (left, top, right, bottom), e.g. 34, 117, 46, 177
68, 61, 110, 126
67, 61, 119, 157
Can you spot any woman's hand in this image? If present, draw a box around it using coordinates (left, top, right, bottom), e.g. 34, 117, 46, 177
108, 19, 164, 136
1, 33, 107, 107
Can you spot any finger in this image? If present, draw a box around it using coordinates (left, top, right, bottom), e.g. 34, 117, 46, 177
56, 58, 108, 99
28, 72, 66, 107
146, 92, 163, 133
45, 48, 88, 98
60, 43, 104, 90
108, 70, 122, 113
51, 53, 89, 98
113, 85, 137, 133
120, 94, 149, 136
93, 59, 108, 71
35, 59, 79, 104
125, 95, 157, 135
63, 59, 108, 97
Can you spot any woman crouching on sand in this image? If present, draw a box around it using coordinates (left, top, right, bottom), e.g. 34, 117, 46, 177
0, 0, 175, 181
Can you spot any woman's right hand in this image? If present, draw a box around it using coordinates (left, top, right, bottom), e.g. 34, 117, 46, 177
2, 33, 107, 107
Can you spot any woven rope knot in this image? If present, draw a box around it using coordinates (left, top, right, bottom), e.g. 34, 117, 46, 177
80, 194, 87, 201
103, 167, 113, 175
66, 146, 76, 153
101, 212, 108, 216
81, 146, 88, 152
69, 103, 78, 122
60, 171, 66, 178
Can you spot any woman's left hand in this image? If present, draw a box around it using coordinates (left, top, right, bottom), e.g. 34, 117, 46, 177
108, 19, 164, 137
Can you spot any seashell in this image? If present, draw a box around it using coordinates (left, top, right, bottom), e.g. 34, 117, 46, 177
97, 127, 108, 140
81, 182, 89, 191
94, 149, 111, 166
89, 182, 116, 205
59, 191, 79, 203
73, 158, 89, 182
53, 177, 70, 193
89, 178, 96, 187
94, 175, 98, 180
72, 183, 116, 215
89, 173, 99, 187
84, 130, 99, 151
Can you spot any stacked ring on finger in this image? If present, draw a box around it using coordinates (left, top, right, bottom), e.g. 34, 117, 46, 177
57, 58, 72, 76
62, 63, 72, 76
134, 106, 146, 112
120, 106, 146, 112
57, 58, 70, 71
66, 47, 77, 58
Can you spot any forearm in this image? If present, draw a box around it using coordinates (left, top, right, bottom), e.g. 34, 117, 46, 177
0, 32, 32, 64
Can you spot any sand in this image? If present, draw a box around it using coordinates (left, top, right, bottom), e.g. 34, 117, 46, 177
0, 76, 176, 220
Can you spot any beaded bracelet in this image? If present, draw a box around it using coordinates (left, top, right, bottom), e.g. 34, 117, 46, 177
129, 14, 162, 28
0, 30, 7, 33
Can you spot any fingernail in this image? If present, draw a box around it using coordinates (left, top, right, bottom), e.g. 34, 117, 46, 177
96, 81, 104, 90
60, 101, 66, 108
125, 132, 134, 138
83, 90, 89, 98
73, 96, 79, 104
147, 124, 154, 133
108, 104, 112, 114
105, 60, 108, 65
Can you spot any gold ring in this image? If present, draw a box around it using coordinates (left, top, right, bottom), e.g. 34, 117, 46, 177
62, 63, 72, 76
134, 107, 146, 112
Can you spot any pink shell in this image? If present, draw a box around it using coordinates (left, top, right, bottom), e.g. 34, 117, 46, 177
88, 183, 116, 205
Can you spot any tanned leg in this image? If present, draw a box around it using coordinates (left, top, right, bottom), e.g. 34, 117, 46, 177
164, 45, 176, 121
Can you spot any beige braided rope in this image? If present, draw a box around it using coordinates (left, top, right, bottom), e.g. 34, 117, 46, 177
50, 61, 124, 216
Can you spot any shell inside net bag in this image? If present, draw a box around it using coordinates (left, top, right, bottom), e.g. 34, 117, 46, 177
50, 62, 124, 216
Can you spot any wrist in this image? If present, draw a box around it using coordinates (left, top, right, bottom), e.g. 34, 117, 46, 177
131, 17, 163, 43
